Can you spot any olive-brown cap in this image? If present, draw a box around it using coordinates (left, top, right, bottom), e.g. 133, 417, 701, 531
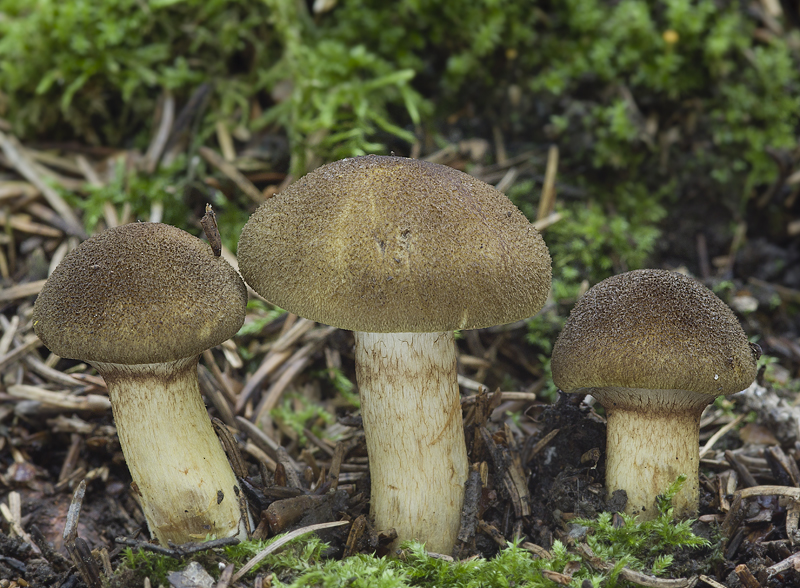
33, 223, 247, 365
551, 269, 758, 397
237, 155, 552, 332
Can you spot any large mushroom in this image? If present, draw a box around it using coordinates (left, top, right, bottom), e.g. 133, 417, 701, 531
551, 269, 758, 519
32, 222, 249, 544
237, 155, 551, 553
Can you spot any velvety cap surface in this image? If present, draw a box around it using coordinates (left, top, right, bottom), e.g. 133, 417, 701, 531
551, 269, 758, 396
237, 155, 552, 332
33, 223, 247, 364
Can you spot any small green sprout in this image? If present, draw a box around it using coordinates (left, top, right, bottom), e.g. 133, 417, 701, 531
118, 547, 182, 586
237, 300, 287, 338
270, 393, 335, 445
312, 366, 360, 409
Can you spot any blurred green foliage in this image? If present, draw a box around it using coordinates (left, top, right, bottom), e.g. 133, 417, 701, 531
2, 0, 797, 283
319, 0, 799, 198
0, 0, 425, 175
525, 0, 800, 199
0, 0, 280, 146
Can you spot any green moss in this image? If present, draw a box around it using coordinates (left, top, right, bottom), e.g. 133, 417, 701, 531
5, 0, 795, 254
118, 547, 183, 586
0, 0, 280, 145
256, 0, 427, 175
223, 533, 332, 580
118, 480, 713, 587
270, 393, 335, 445
575, 476, 712, 584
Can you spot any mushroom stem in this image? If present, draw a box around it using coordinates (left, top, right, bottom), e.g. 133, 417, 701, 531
354, 331, 468, 553
95, 357, 246, 544
593, 386, 712, 520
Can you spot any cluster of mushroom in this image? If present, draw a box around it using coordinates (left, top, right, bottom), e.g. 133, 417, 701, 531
32, 156, 552, 552
31, 153, 758, 554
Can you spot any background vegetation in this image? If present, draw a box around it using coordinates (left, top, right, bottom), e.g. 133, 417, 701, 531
1, 0, 797, 379
3, 0, 796, 274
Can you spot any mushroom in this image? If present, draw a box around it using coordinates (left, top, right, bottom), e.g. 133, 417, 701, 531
32, 222, 249, 544
237, 155, 551, 553
551, 269, 758, 519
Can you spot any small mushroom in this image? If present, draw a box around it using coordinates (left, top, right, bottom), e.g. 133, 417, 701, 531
237, 155, 551, 553
33, 223, 249, 544
551, 269, 758, 519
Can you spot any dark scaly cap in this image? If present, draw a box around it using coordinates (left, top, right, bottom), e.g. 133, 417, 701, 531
238, 155, 552, 333
552, 269, 758, 397
33, 222, 247, 364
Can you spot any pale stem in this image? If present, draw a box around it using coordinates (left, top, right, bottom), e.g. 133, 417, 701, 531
593, 387, 712, 520
95, 357, 246, 545
355, 331, 469, 554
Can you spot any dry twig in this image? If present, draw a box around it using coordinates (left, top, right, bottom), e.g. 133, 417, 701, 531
199, 146, 264, 204
0, 131, 85, 237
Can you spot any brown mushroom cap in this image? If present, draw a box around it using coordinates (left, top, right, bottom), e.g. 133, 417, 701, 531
33, 223, 247, 365
551, 269, 758, 397
238, 155, 552, 332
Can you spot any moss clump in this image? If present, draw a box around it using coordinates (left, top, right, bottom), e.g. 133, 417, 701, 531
0, 0, 426, 174
575, 476, 712, 583
0, 0, 280, 145
118, 479, 712, 587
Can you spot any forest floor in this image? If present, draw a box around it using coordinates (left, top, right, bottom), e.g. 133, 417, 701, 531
1, 124, 800, 587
